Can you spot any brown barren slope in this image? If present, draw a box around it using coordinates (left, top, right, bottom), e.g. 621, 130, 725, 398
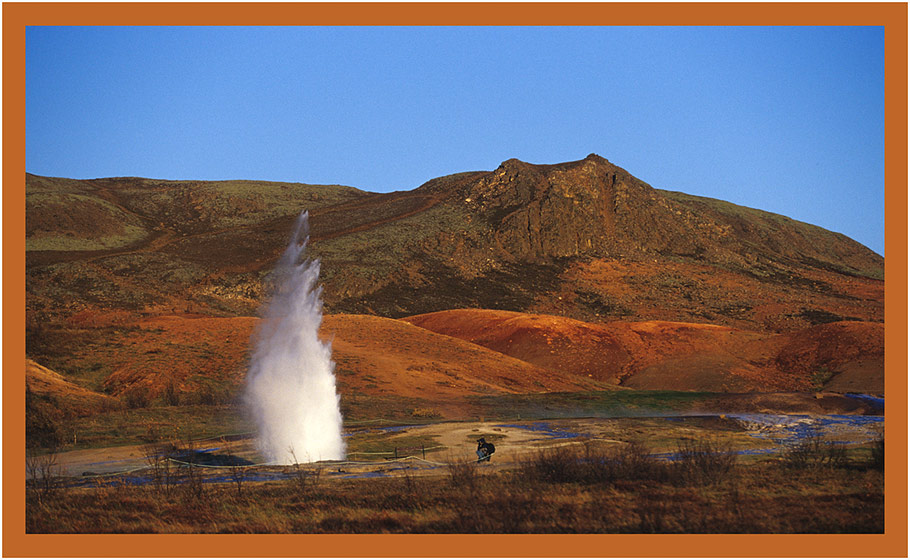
43, 313, 609, 416
26, 359, 120, 416
324, 314, 609, 400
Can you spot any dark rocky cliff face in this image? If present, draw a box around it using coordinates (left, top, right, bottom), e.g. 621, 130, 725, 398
422, 154, 881, 279
464, 156, 621, 260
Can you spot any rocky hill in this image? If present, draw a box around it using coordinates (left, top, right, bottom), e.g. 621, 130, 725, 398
25, 155, 884, 416
26, 155, 882, 331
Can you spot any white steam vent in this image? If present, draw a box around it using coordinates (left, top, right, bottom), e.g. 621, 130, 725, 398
245, 211, 345, 464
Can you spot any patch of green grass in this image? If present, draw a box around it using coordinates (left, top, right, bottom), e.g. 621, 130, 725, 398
26, 174, 88, 194
66, 405, 253, 450
660, 189, 884, 280
345, 432, 440, 458
468, 390, 716, 421
810, 368, 836, 390
117, 179, 367, 232
26, 193, 149, 251
26, 224, 148, 252
340, 395, 451, 425
340, 390, 717, 430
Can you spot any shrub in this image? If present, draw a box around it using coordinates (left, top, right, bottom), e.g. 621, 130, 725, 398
124, 386, 151, 409
228, 465, 248, 498
400, 468, 419, 495
781, 434, 850, 470
26, 387, 63, 450
163, 382, 180, 406
179, 461, 206, 502
522, 445, 585, 484
871, 435, 884, 472
26, 448, 61, 503
604, 441, 666, 483
521, 441, 671, 485
411, 407, 441, 419
190, 385, 233, 406
288, 447, 322, 493
142, 440, 178, 495
810, 368, 835, 390
521, 440, 736, 487
673, 439, 736, 485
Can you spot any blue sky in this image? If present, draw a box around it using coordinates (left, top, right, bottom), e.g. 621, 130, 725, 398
26, 26, 885, 255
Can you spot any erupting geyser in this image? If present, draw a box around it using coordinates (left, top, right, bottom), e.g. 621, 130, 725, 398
245, 211, 345, 464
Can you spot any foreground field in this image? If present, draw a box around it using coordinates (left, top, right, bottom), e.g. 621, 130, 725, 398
27, 444, 884, 533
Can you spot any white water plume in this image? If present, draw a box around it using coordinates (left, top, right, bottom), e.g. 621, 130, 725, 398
244, 211, 345, 464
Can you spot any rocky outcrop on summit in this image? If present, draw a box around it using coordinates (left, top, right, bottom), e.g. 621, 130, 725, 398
463, 156, 624, 259
424, 154, 881, 278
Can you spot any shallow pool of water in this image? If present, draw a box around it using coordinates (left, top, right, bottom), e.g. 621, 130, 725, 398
726, 413, 883, 445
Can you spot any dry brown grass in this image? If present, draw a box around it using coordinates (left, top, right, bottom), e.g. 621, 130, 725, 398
27, 451, 883, 534
518, 440, 735, 487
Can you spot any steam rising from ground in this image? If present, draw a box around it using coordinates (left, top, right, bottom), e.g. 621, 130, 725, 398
245, 211, 345, 464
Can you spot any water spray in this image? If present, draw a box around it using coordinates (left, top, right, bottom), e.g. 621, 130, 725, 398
244, 211, 345, 464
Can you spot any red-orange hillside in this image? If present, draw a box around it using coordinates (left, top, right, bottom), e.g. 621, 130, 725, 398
53, 312, 608, 409
404, 309, 883, 393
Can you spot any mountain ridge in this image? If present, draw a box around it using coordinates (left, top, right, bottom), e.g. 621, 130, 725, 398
26, 155, 883, 330
25, 155, 884, 417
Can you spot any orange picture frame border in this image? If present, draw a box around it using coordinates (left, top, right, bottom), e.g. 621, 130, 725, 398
4, 3, 906, 557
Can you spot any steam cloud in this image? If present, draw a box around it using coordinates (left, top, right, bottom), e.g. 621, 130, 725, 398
245, 211, 345, 464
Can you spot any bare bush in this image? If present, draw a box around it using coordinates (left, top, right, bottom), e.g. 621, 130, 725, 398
190, 385, 233, 406
604, 441, 666, 483
521, 445, 582, 483
521, 441, 670, 485
673, 439, 736, 485
400, 468, 419, 495
229, 465, 248, 498
26, 387, 63, 449
124, 386, 151, 409
163, 382, 180, 406
179, 460, 206, 502
288, 447, 322, 493
781, 435, 850, 470
824, 442, 850, 469
520, 439, 736, 487
142, 440, 177, 495
26, 448, 62, 503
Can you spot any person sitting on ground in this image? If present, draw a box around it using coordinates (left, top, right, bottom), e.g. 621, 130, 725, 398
476, 437, 495, 462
